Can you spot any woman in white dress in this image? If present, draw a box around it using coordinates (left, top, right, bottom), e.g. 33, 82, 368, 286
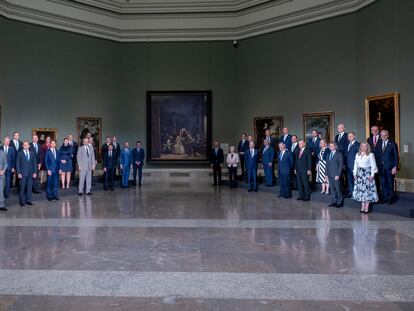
352, 142, 378, 213
316, 139, 330, 194
226, 145, 240, 189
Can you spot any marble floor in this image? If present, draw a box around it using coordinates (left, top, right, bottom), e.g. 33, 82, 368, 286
0, 181, 413, 310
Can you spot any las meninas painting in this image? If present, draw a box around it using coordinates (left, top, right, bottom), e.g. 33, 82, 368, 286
147, 91, 212, 162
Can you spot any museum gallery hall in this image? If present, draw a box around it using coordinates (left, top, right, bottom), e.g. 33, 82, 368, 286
0, 0, 413, 310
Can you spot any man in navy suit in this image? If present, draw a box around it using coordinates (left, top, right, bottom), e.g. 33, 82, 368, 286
262, 139, 275, 187
367, 125, 382, 194
378, 130, 399, 204
335, 123, 348, 188
326, 142, 344, 208
120, 142, 131, 188
132, 141, 145, 187
29, 135, 42, 194
294, 140, 312, 201
45, 140, 60, 201
15, 141, 37, 207
344, 132, 360, 197
290, 135, 299, 190
245, 141, 258, 192
279, 127, 292, 150
237, 133, 249, 177
1, 137, 16, 199
264, 129, 277, 149
103, 144, 116, 191
10, 131, 22, 188
210, 141, 224, 186
278, 142, 293, 198
307, 129, 320, 183
68, 134, 79, 178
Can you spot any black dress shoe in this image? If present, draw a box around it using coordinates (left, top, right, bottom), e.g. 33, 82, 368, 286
104, 188, 108, 191
336, 203, 343, 208
19, 203, 25, 207
110, 188, 114, 191
87, 192, 92, 195
54, 197, 59, 201
254, 188, 258, 192
284, 195, 292, 199
78, 192, 83, 196
33, 191, 42, 194
248, 189, 252, 192
26, 202, 33, 206
278, 194, 283, 198
4, 195, 9, 199
138, 184, 142, 187
0, 207, 7, 211
328, 203, 337, 207
297, 197, 303, 201
303, 198, 310, 201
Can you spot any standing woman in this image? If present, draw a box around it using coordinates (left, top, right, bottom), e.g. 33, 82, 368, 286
316, 139, 330, 194
226, 145, 239, 189
40, 136, 51, 184
59, 138, 73, 189
352, 142, 378, 213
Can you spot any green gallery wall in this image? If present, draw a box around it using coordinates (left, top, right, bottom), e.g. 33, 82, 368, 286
0, 0, 413, 178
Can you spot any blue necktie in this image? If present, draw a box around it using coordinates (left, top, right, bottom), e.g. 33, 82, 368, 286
25, 151, 29, 161
330, 153, 334, 161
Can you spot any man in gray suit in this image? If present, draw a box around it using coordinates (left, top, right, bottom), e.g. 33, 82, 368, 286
77, 138, 95, 195
326, 142, 344, 208
0, 148, 8, 211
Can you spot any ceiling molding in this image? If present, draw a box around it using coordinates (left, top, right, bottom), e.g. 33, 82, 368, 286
0, 0, 377, 42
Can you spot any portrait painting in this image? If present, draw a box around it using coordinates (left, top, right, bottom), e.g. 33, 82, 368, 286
76, 117, 102, 161
254, 116, 283, 151
365, 92, 400, 147
147, 91, 212, 162
32, 128, 58, 144
303, 112, 334, 142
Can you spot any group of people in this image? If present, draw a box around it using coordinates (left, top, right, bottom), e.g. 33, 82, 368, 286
0, 132, 145, 211
210, 124, 399, 213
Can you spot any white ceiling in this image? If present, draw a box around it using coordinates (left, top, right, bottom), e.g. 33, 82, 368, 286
0, 0, 376, 41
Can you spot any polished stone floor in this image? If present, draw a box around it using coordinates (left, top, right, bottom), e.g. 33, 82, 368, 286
0, 181, 413, 310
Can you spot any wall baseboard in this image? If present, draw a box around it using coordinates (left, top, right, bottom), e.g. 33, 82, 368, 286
395, 178, 414, 193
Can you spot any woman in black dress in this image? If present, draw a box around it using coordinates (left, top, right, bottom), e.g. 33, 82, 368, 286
59, 138, 73, 189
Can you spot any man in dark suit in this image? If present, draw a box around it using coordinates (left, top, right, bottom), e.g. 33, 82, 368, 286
278, 142, 294, 198
101, 136, 112, 159
279, 127, 292, 150
264, 129, 277, 183
10, 131, 22, 188
245, 141, 259, 192
290, 135, 299, 190
262, 139, 275, 187
112, 136, 121, 178
294, 140, 312, 201
326, 142, 344, 207
29, 135, 42, 194
378, 130, 399, 204
210, 141, 224, 186
68, 134, 78, 178
237, 133, 249, 177
103, 144, 116, 191
335, 123, 348, 188
307, 129, 321, 183
344, 132, 360, 197
45, 140, 60, 201
1, 137, 16, 199
15, 141, 37, 207
132, 141, 145, 187
367, 125, 382, 194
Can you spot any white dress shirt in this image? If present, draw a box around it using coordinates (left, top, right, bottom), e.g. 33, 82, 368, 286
353, 153, 378, 177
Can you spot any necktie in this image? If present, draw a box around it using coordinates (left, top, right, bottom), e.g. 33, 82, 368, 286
25, 151, 29, 161
313, 138, 316, 143
373, 136, 377, 146
251, 149, 254, 157
330, 152, 334, 161
86, 146, 89, 157
348, 142, 352, 152
299, 149, 303, 158
382, 142, 386, 152
52, 149, 56, 159
339, 133, 343, 140
35, 144, 38, 153
4, 147, 7, 155
109, 151, 112, 157
280, 151, 284, 161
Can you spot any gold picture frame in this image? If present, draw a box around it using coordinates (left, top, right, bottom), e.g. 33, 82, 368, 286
253, 116, 283, 151
76, 117, 102, 161
303, 111, 334, 142
32, 128, 58, 142
365, 92, 400, 148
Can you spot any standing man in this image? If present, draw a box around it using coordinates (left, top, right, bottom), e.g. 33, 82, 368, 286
279, 127, 292, 150
68, 134, 78, 178
344, 132, 360, 197
45, 140, 60, 201
294, 140, 312, 201
77, 137, 95, 195
326, 142, 344, 208
1, 137, 16, 199
132, 141, 145, 187
112, 136, 121, 178
335, 123, 348, 187
29, 135, 42, 194
10, 131, 22, 188
120, 142, 131, 188
264, 129, 277, 148
290, 135, 299, 190
378, 130, 398, 204
307, 129, 320, 183
237, 133, 249, 177
367, 125, 382, 194
103, 144, 116, 191
262, 139, 275, 187
245, 141, 259, 192
210, 141, 224, 186
15, 141, 37, 207
278, 142, 293, 198
0, 147, 7, 211
101, 136, 112, 159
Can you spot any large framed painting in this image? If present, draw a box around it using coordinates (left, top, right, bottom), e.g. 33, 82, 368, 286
32, 128, 58, 143
303, 111, 334, 142
365, 92, 400, 147
147, 91, 212, 162
76, 117, 102, 161
254, 116, 283, 151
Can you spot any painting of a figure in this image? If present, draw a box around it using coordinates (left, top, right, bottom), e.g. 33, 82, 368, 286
254, 116, 283, 151
77, 117, 102, 161
365, 92, 400, 147
147, 91, 212, 162
303, 112, 334, 142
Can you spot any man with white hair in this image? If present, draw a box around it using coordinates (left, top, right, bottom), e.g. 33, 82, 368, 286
378, 130, 398, 204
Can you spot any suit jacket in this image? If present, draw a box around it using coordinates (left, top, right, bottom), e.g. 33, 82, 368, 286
279, 134, 292, 150
278, 150, 294, 175
237, 140, 249, 153
77, 145, 95, 171
245, 148, 259, 170
101, 143, 112, 159
0, 146, 15, 171
345, 140, 360, 169
69, 141, 78, 159
295, 147, 312, 173
15, 150, 37, 177
120, 149, 132, 167
10, 139, 23, 153
326, 151, 344, 178
335, 132, 348, 154
367, 135, 382, 161
307, 137, 320, 156
0, 150, 8, 172
103, 151, 117, 169
29, 142, 42, 165
45, 149, 60, 173
378, 140, 399, 170
210, 148, 224, 166
262, 146, 275, 164
264, 136, 277, 149
132, 148, 145, 167
112, 142, 121, 160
